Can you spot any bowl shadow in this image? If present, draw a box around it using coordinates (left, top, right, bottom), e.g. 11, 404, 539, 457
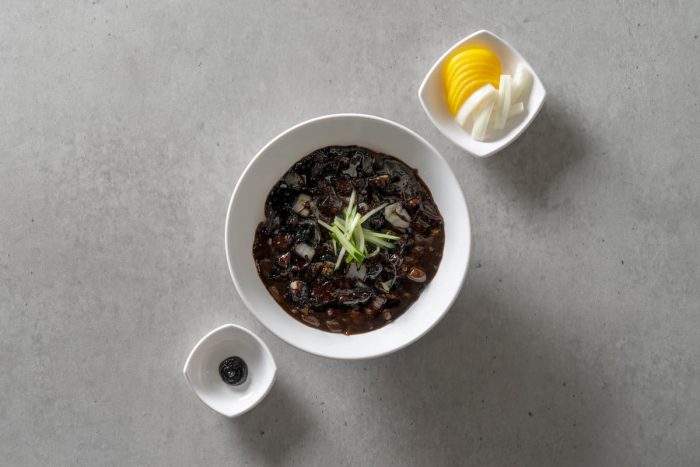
479, 97, 589, 203
226, 378, 311, 465
365, 103, 605, 464
366, 273, 615, 466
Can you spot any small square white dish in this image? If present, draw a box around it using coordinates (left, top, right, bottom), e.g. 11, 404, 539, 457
183, 324, 276, 417
418, 29, 546, 158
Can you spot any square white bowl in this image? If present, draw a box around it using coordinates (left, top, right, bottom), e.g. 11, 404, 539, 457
418, 29, 546, 158
183, 324, 277, 417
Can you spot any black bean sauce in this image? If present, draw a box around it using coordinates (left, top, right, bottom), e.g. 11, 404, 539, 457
219, 356, 248, 385
252, 146, 445, 335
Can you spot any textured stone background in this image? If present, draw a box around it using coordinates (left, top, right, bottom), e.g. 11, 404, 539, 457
2, 1, 699, 465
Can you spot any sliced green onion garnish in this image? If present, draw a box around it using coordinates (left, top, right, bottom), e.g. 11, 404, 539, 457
363, 230, 400, 240
317, 190, 400, 269
355, 222, 365, 253
318, 219, 334, 231
359, 203, 387, 224
335, 246, 346, 270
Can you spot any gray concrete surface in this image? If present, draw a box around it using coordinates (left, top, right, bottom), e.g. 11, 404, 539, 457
2, 1, 700, 465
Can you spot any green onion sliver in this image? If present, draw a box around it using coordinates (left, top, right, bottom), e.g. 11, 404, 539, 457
334, 246, 346, 270
359, 203, 387, 224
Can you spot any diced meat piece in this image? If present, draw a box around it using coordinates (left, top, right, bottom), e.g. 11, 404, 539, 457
289, 280, 308, 303
271, 233, 293, 252
311, 282, 336, 306
276, 252, 291, 268
317, 195, 342, 217
411, 214, 432, 235
420, 199, 442, 221
369, 174, 389, 189
301, 314, 320, 327
335, 178, 354, 196
325, 320, 342, 332
310, 261, 335, 279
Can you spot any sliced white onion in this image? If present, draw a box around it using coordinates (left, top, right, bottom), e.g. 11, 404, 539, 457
511, 63, 533, 102
294, 243, 315, 261
455, 83, 497, 127
471, 100, 495, 141
508, 101, 525, 118
494, 74, 512, 130
489, 101, 525, 123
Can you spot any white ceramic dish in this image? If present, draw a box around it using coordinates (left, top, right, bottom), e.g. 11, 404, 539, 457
225, 114, 471, 360
183, 324, 277, 417
418, 29, 546, 158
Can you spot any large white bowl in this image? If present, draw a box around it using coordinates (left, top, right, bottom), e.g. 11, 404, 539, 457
225, 114, 471, 359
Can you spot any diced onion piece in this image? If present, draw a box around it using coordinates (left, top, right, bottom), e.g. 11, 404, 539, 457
455, 83, 497, 127
494, 74, 512, 130
508, 101, 525, 119
471, 100, 495, 141
511, 63, 533, 101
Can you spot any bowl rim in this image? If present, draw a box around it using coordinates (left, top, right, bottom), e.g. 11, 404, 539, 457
224, 113, 471, 359
418, 29, 547, 158
183, 323, 277, 417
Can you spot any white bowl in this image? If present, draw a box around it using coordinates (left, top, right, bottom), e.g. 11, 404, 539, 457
183, 324, 277, 417
418, 29, 546, 158
225, 114, 471, 360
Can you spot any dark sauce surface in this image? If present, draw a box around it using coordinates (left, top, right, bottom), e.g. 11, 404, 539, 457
252, 145, 445, 335
219, 356, 248, 386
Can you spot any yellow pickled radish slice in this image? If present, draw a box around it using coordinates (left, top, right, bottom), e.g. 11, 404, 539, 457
448, 64, 501, 90
446, 61, 501, 106
448, 69, 498, 95
444, 47, 502, 115
448, 54, 501, 73
449, 77, 500, 114
447, 74, 496, 111
445, 52, 500, 82
445, 49, 500, 77
447, 56, 501, 81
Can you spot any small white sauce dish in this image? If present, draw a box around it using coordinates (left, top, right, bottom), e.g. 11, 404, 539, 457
183, 324, 277, 417
418, 29, 546, 158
